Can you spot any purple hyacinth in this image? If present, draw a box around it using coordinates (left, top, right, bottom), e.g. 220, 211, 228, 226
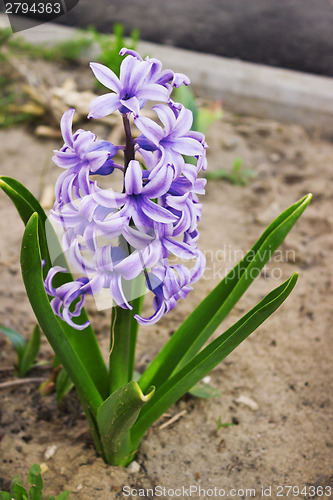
44, 47, 207, 329
136, 103, 207, 178
44, 266, 91, 330
88, 48, 189, 119
53, 108, 118, 206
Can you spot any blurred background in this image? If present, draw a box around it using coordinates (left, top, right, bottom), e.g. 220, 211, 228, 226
2, 0, 332, 76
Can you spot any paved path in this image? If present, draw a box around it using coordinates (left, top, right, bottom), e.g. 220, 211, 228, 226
53, 0, 333, 77
1, 0, 333, 76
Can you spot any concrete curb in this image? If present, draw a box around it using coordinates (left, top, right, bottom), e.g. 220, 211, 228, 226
1, 14, 333, 135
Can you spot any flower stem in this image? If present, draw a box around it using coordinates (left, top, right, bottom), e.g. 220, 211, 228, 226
122, 114, 135, 173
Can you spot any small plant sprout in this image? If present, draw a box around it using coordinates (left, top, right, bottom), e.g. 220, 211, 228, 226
0, 48, 311, 466
0, 325, 41, 377
0, 463, 70, 500
216, 416, 236, 432
205, 157, 255, 185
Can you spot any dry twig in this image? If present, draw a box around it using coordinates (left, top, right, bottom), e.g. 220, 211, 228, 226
0, 377, 44, 389
158, 410, 187, 431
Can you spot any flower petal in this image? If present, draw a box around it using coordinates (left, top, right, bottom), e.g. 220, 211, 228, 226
92, 189, 126, 209
141, 198, 178, 223
110, 274, 132, 309
125, 160, 143, 195
122, 225, 154, 249
169, 136, 204, 156
119, 54, 140, 89
88, 93, 121, 119
163, 237, 197, 259
89, 62, 121, 92
85, 150, 110, 172
53, 151, 80, 169
135, 83, 170, 102
119, 47, 143, 60
134, 116, 164, 146
143, 164, 174, 197
74, 130, 96, 156
119, 96, 140, 116
171, 106, 193, 137
60, 109, 75, 148
152, 104, 175, 135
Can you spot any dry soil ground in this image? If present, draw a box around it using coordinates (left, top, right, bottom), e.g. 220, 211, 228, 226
0, 59, 332, 499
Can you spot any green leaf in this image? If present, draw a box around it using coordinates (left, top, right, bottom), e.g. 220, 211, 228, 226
128, 280, 145, 382
12, 483, 29, 500
20, 213, 103, 416
56, 492, 70, 500
0, 492, 12, 500
0, 176, 51, 268
55, 367, 74, 405
27, 465, 43, 500
196, 104, 223, 135
0, 176, 109, 398
97, 380, 154, 466
109, 306, 133, 394
139, 194, 312, 393
188, 381, 222, 399
29, 486, 43, 500
0, 177, 47, 224
132, 273, 298, 446
0, 325, 27, 369
20, 213, 105, 455
19, 325, 41, 376
10, 475, 24, 497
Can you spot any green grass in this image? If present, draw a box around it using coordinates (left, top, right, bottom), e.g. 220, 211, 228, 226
205, 157, 255, 185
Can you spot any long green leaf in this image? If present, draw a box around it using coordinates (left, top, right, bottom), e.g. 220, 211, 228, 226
20, 213, 103, 415
20, 325, 41, 377
0, 176, 109, 398
139, 194, 311, 393
0, 325, 26, 368
128, 295, 144, 381
97, 380, 154, 466
132, 273, 298, 446
0, 176, 51, 268
55, 367, 74, 405
109, 306, 132, 394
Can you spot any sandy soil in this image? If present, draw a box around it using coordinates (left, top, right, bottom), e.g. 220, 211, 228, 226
0, 61, 332, 499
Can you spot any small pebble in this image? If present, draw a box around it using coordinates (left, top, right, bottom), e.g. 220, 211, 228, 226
127, 460, 140, 473
269, 153, 282, 163
234, 395, 259, 411
44, 444, 57, 459
40, 463, 48, 474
